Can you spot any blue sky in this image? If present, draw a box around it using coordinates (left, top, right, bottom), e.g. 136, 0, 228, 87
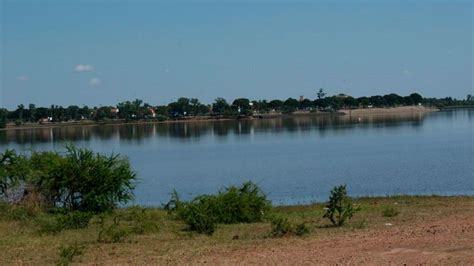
1, 0, 472, 109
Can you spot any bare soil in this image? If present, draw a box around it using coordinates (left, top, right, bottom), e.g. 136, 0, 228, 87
199, 213, 473, 264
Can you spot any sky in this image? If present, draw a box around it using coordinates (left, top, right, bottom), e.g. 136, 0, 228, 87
1, 0, 472, 109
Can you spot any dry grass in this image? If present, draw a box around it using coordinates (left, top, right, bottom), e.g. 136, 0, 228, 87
0, 195, 473, 265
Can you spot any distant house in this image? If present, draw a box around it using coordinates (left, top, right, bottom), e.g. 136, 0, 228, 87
148, 107, 156, 118
111, 107, 120, 114
39, 117, 53, 123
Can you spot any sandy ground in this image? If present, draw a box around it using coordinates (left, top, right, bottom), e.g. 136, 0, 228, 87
340, 106, 438, 116
198, 213, 474, 264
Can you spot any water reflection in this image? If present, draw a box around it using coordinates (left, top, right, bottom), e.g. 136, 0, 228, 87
0, 112, 429, 145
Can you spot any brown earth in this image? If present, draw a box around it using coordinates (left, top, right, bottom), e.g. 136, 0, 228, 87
197, 213, 473, 264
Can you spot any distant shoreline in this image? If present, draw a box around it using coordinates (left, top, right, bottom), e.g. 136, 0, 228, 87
0, 105, 443, 131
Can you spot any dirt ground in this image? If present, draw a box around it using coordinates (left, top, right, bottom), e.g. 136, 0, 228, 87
198, 213, 473, 264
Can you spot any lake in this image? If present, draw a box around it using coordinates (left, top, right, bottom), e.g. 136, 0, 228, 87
1, 109, 473, 206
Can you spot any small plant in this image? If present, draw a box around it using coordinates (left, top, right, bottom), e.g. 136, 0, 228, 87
270, 217, 310, 237
295, 222, 310, 236
352, 219, 368, 229
382, 207, 399, 217
57, 242, 84, 266
97, 215, 129, 243
323, 185, 360, 226
270, 216, 292, 237
124, 207, 159, 234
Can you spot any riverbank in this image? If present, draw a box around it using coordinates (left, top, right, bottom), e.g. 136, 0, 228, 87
0, 106, 440, 131
1, 195, 473, 264
340, 105, 439, 116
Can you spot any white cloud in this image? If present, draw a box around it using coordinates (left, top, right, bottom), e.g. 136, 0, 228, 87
89, 77, 101, 86
74, 64, 94, 72
16, 75, 29, 81
401, 69, 412, 76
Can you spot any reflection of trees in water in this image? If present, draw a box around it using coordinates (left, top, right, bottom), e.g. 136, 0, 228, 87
0, 113, 428, 144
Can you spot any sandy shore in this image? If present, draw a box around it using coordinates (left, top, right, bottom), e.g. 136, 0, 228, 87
0, 106, 439, 131
340, 106, 439, 116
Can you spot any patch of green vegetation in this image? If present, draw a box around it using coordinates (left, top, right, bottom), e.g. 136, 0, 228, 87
167, 182, 271, 235
382, 207, 399, 217
323, 185, 360, 226
57, 242, 84, 266
270, 216, 310, 237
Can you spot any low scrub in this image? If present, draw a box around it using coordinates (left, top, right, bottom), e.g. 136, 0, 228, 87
382, 207, 399, 217
57, 242, 84, 266
167, 182, 271, 234
36, 211, 93, 234
270, 216, 310, 237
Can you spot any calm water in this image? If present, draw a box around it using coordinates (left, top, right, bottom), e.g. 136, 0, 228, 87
1, 109, 473, 206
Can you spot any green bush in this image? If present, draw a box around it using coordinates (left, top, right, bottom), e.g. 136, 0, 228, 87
121, 207, 159, 235
214, 182, 270, 224
156, 115, 168, 122
57, 242, 84, 266
270, 216, 310, 237
295, 222, 310, 236
28, 144, 137, 213
169, 182, 271, 234
56, 211, 93, 229
178, 195, 218, 235
1, 145, 137, 214
0, 204, 38, 221
323, 185, 360, 226
36, 211, 93, 234
0, 150, 30, 199
270, 216, 292, 237
382, 207, 399, 217
97, 215, 129, 243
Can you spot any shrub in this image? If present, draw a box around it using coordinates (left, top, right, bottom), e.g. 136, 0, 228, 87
28, 144, 136, 213
214, 182, 270, 224
270, 216, 310, 237
382, 207, 399, 217
270, 216, 292, 237
97, 215, 129, 243
56, 211, 93, 229
0, 204, 38, 221
156, 115, 168, 122
169, 181, 271, 234
58, 242, 84, 265
0, 150, 29, 201
36, 211, 93, 234
295, 222, 310, 236
122, 207, 159, 234
323, 185, 360, 226
176, 195, 219, 235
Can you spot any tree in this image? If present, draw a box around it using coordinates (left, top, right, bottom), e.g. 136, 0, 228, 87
409, 93, 423, 105
0, 109, 8, 128
317, 88, 326, 99
212, 98, 230, 115
466, 94, 473, 102
28, 104, 36, 122
268, 100, 284, 111
232, 98, 251, 115
283, 98, 299, 113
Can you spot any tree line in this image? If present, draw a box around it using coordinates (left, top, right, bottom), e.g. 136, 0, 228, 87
1, 90, 472, 128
